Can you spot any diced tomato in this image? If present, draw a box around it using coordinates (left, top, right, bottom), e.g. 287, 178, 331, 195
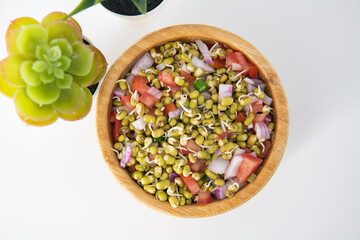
120, 96, 135, 111
196, 191, 214, 206
129, 165, 136, 173
163, 102, 177, 115
146, 108, 156, 116
159, 71, 178, 88
188, 159, 207, 172
131, 75, 149, 94
225, 52, 239, 69
171, 85, 181, 97
234, 52, 251, 75
248, 63, 258, 78
243, 147, 251, 154
110, 110, 117, 123
180, 174, 200, 195
139, 91, 158, 108
236, 153, 263, 184
251, 100, 263, 114
112, 119, 122, 142
180, 70, 195, 85
179, 139, 200, 154
210, 58, 226, 68
235, 112, 246, 123
215, 131, 235, 141
258, 140, 272, 159
253, 113, 267, 125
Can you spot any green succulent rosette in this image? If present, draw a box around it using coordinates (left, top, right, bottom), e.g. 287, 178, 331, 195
0, 12, 107, 126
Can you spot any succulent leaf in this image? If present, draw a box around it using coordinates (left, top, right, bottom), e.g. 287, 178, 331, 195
14, 88, 56, 121
1, 12, 107, 126
16, 25, 47, 57
26, 81, 60, 105
56, 74, 73, 89
66, 41, 93, 76
20, 61, 42, 86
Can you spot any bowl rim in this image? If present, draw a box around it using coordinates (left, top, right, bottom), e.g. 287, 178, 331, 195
96, 24, 289, 218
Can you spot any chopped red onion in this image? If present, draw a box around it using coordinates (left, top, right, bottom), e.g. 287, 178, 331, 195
224, 154, 244, 180
214, 179, 237, 200
208, 156, 230, 174
262, 92, 273, 105
147, 87, 163, 100
218, 84, 233, 103
126, 73, 135, 86
156, 63, 166, 71
202, 91, 212, 101
120, 146, 126, 168
169, 172, 179, 182
131, 52, 154, 75
265, 114, 272, 123
195, 39, 214, 65
233, 148, 245, 156
255, 122, 270, 139
244, 78, 264, 86
113, 86, 126, 98
191, 56, 215, 72
124, 142, 132, 164
214, 147, 222, 156
132, 117, 147, 131
168, 108, 183, 119
232, 63, 243, 71
247, 84, 256, 93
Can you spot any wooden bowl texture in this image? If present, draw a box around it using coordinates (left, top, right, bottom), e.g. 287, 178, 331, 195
96, 24, 289, 218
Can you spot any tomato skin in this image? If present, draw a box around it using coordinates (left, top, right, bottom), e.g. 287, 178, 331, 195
258, 140, 272, 159
180, 70, 195, 85
159, 71, 178, 88
235, 112, 246, 123
251, 100, 263, 114
180, 174, 200, 195
236, 153, 263, 184
120, 96, 135, 111
225, 52, 239, 69
112, 119, 122, 142
131, 75, 149, 94
139, 91, 158, 109
163, 102, 177, 115
110, 110, 117, 123
210, 58, 226, 68
215, 131, 235, 141
253, 113, 267, 125
249, 63, 258, 78
188, 159, 207, 172
196, 191, 214, 206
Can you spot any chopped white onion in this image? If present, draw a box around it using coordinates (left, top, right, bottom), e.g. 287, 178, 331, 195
131, 52, 154, 75
126, 73, 135, 86
132, 117, 147, 131
191, 56, 215, 73
224, 154, 244, 180
232, 63, 243, 71
195, 39, 214, 65
156, 63, 166, 71
262, 92, 273, 105
168, 108, 183, 119
113, 87, 126, 97
147, 86, 163, 100
208, 156, 230, 174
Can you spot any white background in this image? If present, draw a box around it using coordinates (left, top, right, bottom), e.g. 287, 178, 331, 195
0, 0, 359, 239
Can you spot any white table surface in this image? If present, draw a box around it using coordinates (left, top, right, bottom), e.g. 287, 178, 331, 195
0, 0, 359, 239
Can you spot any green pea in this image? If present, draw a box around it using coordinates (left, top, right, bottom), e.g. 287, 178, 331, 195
195, 135, 205, 145
214, 179, 225, 186
189, 99, 198, 109
160, 172, 169, 180
113, 142, 123, 151
163, 97, 172, 105
198, 127, 208, 137
144, 185, 156, 194
186, 63, 196, 72
197, 151, 208, 159
132, 171, 144, 180
169, 196, 180, 208
144, 114, 156, 123
116, 110, 127, 121
244, 112, 255, 126
183, 189, 192, 199
156, 180, 171, 190
135, 164, 146, 172
218, 138, 228, 147
229, 103, 238, 114
193, 68, 205, 78
174, 177, 184, 187
189, 90, 199, 99
169, 118, 177, 127
247, 135, 258, 146
211, 93, 219, 103
217, 104, 227, 111
156, 190, 168, 201
268, 122, 275, 132
238, 141, 247, 148
252, 145, 261, 156
198, 95, 205, 105
118, 134, 126, 142
239, 97, 252, 106
166, 165, 173, 173
205, 169, 218, 179
174, 76, 185, 86
152, 128, 165, 138
220, 142, 236, 152
164, 145, 178, 156
164, 155, 176, 165
237, 133, 248, 142
183, 165, 191, 177
141, 175, 155, 185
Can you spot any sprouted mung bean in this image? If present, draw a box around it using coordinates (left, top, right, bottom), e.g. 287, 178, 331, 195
110, 40, 274, 207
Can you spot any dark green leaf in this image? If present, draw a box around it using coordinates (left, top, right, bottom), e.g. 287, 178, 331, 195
132, 0, 147, 14
63, 0, 105, 20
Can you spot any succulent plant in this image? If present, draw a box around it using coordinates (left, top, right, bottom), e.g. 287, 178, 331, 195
0, 12, 107, 126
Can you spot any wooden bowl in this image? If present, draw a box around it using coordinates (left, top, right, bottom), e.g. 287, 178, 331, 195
96, 24, 289, 218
